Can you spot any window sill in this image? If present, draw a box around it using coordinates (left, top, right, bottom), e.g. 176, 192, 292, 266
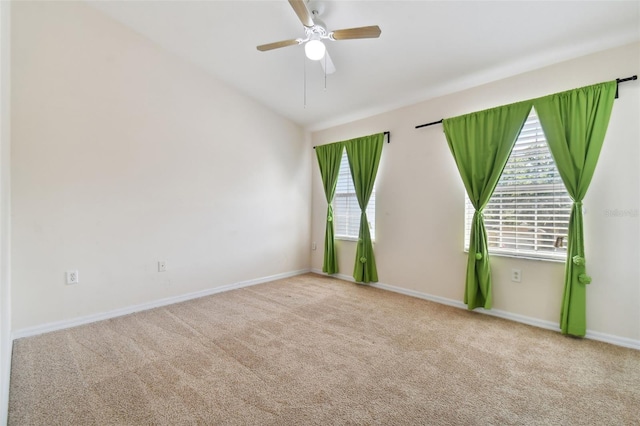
336, 236, 376, 243
463, 249, 566, 263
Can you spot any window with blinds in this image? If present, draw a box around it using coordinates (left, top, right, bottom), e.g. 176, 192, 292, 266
464, 108, 571, 261
333, 151, 376, 240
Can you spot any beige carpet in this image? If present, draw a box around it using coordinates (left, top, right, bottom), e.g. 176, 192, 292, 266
8, 273, 640, 425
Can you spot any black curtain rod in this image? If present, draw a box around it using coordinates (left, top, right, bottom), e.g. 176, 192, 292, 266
615, 75, 637, 98
313, 131, 390, 149
415, 75, 638, 129
415, 119, 443, 129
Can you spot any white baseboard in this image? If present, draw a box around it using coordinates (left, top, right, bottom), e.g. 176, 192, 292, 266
311, 269, 640, 351
1, 338, 12, 426
12, 269, 310, 341
12, 267, 639, 351
584, 330, 640, 350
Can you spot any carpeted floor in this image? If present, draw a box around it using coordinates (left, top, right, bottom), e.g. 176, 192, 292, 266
8, 273, 640, 425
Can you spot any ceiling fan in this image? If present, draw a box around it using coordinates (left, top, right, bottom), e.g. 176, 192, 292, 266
257, 0, 382, 75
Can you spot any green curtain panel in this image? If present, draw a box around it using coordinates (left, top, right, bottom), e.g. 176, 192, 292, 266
534, 81, 617, 337
345, 133, 384, 283
443, 102, 532, 310
315, 142, 345, 274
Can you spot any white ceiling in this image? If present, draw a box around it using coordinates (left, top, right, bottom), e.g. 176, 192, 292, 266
88, 1, 639, 130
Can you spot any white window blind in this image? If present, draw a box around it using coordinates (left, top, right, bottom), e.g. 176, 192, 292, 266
464, 109, 572, 261
334, 151, 376, 240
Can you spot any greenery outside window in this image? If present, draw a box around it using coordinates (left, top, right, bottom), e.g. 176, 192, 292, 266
464, 109, 571, 261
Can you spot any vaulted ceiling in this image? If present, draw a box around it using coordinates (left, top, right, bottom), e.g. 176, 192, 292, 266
88, 1, 640, 130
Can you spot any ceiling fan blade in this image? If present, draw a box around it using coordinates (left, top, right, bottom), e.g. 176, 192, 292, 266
320, 50, 336, 75
257, 39, 301, 52
331, 25, 382, 40
288, 0, 314, 27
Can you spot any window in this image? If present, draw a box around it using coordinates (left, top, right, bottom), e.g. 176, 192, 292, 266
334, 151, 376, 240
464, 109, 572, 261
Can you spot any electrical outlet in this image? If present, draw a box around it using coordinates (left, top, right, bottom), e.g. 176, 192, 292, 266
158, 261, 167, 272
66, 270, 79, 285
511, 268, 522, 283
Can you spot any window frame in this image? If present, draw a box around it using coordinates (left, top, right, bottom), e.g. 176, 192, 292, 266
463, 109, 571, 262
333, 150, 376, 242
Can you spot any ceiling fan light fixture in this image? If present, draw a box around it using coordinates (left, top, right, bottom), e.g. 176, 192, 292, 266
305, 39, 326, 60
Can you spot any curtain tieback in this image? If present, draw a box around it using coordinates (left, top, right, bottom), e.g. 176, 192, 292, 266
572, 255, 590, 283
474, 209, 484, 261
572, 255, 585, 266
578, 274, 592, 284
359, 257, 367, 264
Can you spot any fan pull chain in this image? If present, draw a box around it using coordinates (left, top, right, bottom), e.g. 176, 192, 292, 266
303, 54, 307, 108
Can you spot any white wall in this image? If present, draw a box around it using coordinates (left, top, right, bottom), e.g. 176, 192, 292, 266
311, 43, 640, 343
11, 2, 311, 331
1, 1, 12, 423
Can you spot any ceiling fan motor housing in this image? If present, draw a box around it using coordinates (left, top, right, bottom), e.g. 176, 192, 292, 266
305, 23, 328, 41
